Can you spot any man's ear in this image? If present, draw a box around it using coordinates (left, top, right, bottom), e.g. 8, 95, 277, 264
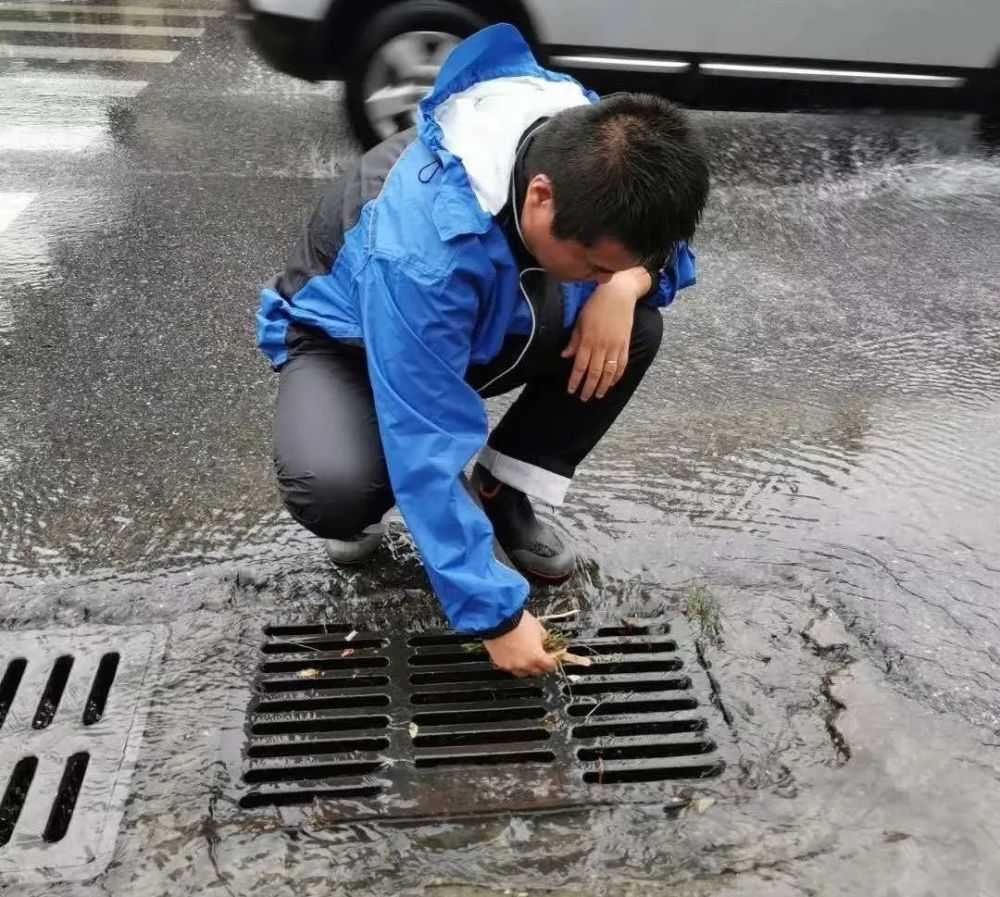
526, 174, 554, 207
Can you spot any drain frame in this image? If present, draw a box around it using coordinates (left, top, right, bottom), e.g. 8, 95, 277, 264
0, 625, 166, 884
224, 617, 730, 822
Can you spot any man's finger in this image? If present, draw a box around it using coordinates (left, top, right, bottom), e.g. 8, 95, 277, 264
580, 349, 608, 401
614, 344, 629, 385
537, 654, 559, 674
568, 346, 592, 394
561, 327, 581, 359
594, 350, 621, 399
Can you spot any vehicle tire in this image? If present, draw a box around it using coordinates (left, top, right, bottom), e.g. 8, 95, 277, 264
345, 1, 490, 149
976, 58, 1000, 153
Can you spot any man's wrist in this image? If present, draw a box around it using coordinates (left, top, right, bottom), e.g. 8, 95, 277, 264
467, 606, 524, 641
610, 266, 652, 302
631, 266, 653, 298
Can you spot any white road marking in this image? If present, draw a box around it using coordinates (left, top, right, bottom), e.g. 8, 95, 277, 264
0, 44, 180, 63
0, 3, 225, 16
0, 193, 36, 234
0, 125, 104, 152
0, 75, 148, 97
0, 21, 205, 37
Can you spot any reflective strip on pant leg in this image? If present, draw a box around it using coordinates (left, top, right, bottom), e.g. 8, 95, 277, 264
477, 446, 572, 506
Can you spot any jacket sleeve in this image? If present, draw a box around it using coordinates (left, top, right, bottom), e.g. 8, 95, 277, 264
642, 241, 698, 309
357, 251, 530, 636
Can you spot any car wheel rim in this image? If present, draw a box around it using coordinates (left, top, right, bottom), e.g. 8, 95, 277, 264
363, 30, 461, 141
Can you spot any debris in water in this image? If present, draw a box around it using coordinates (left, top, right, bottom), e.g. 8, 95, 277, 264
296, 668, 320, 679
341, 648, 355, 658
543, 631, 592, 667
408, 722, 419, 739
345, 630, 358, 642
537, 609, 580, 623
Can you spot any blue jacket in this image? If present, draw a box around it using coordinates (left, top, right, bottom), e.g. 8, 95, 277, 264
257, 24, 697, 634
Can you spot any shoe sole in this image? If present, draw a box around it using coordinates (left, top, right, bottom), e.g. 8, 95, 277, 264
525, 568, 573, 584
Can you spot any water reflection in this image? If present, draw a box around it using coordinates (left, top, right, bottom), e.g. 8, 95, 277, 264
1, 68, 999, 894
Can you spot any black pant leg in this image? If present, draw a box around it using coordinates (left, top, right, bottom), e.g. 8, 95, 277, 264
479, 305, 664, 504
272, 326, 394, 539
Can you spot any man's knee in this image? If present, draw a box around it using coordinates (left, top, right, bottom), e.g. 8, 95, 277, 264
275, 460, 390, 540
629, 305, 664, 368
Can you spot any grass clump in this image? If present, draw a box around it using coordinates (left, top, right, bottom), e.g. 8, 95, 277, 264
684, 583, 723, 643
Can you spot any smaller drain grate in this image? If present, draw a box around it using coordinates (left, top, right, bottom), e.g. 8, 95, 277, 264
0, 626, 165, 884
231, 618, 728, 819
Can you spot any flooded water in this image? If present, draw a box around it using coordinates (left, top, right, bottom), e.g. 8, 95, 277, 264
1, 8, 999, 891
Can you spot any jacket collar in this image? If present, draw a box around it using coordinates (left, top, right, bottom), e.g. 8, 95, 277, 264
421, 24, 586, 243
418, 24, 564, 153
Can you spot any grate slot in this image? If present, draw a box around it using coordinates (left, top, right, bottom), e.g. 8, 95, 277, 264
578, 736, 716, 761
240, 785, 382, 808
413, 728, 550, 748
409, 668, 516, 685
411, 706, 545, 727
572, 717, 706, 739
0, 658, 27, 731
0, 756, 37, 847
562, 676, 691, 697
245, 760, 384, 784
408, 650, 491, 667
583, 754, 723, 783
32, 655, 74, 730
415, 749, 555, 768
562, 673, 691, 698
568, 640, 677, 656
411, 685, 543, 705
567, 697, 699, 717
252, 693, 390, 714
82, 652, 120, 726
263, 624, 355, 637
595, 624, 668, 637
407, 633, 474, 647
247, 736, 389, 758
261, 637, 386, 654
260, 656, 388, 674
250, 714, 389, 736
257, 675, 389, 694
570, 660, 683, 675
43, 752, 89, 843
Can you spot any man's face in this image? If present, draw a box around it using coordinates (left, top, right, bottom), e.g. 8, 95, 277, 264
519, 175, 640, 283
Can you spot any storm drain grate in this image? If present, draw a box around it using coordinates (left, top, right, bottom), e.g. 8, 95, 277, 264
232, 618, 727, 819
0, 626, 165, 884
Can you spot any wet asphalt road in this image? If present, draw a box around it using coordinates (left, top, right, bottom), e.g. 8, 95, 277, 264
2, 3, 1000, 896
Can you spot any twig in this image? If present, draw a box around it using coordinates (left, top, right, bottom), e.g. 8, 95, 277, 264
538, 609, 581, 623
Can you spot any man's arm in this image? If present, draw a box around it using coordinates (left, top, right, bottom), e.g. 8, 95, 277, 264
357, 252, 554, 678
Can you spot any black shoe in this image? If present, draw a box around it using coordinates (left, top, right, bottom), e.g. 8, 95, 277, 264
472, 463, 575, 583
323, 524, 384, 566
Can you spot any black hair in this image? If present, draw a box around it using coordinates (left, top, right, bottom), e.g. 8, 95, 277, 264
524, 93, 709, 267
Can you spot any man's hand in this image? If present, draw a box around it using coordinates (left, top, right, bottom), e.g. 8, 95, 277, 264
483, 610, 558, 678
562, 267, 651, 401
